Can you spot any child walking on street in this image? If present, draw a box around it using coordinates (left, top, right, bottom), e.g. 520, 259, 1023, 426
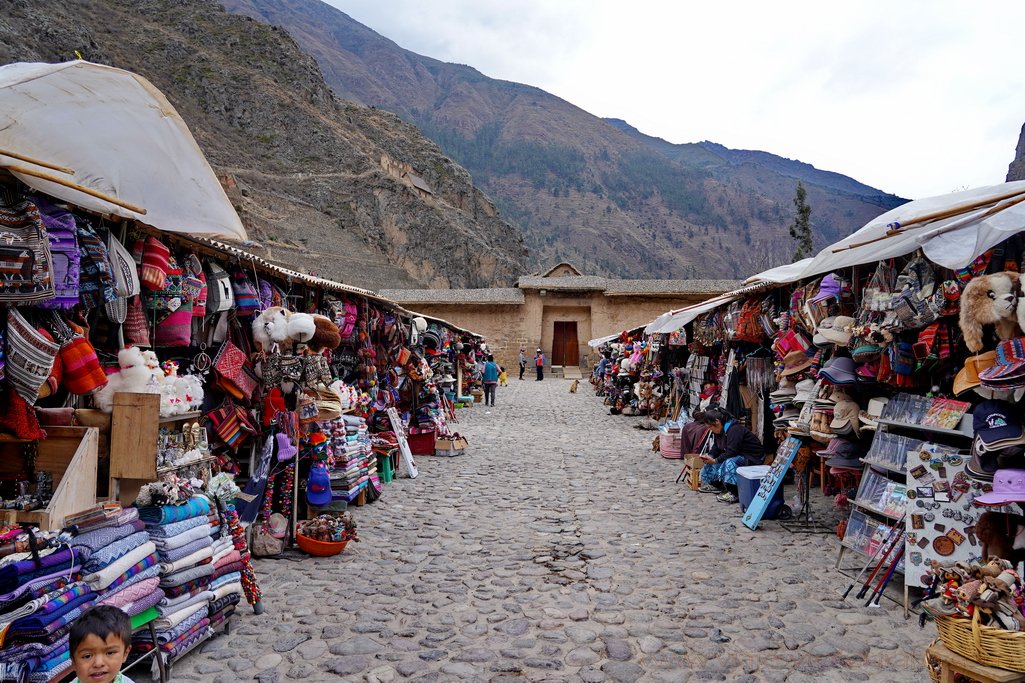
498, 366, 508, 386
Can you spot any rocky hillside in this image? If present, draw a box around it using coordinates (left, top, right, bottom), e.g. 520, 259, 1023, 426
1007, 123, 1025, 182
0, 0, 527, 290
221, 0, 907, 279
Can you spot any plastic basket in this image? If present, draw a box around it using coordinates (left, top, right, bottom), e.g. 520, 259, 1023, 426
407, 430, 436, 456
935, 611, 1025, 672
296, 533, 351, 557
659, 430, 682, 459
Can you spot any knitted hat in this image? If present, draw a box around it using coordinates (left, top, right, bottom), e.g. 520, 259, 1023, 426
275, 432, 298, 463
141, 236, 171, 291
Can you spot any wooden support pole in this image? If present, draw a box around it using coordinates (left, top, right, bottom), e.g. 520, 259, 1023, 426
0, 163, 146, 214
0, 148, 75, 175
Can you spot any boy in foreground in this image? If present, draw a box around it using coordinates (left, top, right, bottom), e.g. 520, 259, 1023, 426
70, 605, 134, 683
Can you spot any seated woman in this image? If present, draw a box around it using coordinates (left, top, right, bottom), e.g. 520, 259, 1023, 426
696, 407, 766, 503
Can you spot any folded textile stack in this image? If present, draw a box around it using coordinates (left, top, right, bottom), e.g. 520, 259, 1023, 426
326, 416, 373, 500
133, 495, 243, 660
137, 496, 215, 656
0, 505, 151, 683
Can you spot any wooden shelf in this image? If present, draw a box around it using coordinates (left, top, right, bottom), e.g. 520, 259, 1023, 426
861, 458, 906, 476
158, 411, 202, 424
852, 499, 905, 522
157, 454, 216, 475
875, 418, 971, 438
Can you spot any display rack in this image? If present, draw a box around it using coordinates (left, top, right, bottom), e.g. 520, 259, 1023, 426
836, 407, 972, 617
109, 392, 209, 504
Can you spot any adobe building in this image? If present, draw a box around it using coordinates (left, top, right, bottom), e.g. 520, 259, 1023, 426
381, 264, 738, 372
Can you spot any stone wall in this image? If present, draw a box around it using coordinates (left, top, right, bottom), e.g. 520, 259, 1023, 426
407, 292, 712, 371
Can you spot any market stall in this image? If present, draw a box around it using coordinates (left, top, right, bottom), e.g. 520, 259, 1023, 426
0, 59, 486, 682
590, 180, 1025, 676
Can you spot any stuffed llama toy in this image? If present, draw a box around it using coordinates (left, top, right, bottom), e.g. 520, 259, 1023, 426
93, 347, 161, 413
960, 272, 1022, 352
252, 306, 292, 353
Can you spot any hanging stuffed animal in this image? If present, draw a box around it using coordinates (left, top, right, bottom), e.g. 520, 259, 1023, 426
960, 272, 1022, 352
287, 312, 317, 344
252, 306, 292, 353
307, 314, 341, 354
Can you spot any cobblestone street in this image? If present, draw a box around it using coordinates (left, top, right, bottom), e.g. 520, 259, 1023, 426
175, 378, 933, 682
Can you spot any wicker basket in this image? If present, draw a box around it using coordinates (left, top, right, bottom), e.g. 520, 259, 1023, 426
923, 638, 941, 683
935, 611, 1025, 672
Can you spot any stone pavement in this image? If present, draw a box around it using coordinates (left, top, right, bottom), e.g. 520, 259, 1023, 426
172, 378, 935, 682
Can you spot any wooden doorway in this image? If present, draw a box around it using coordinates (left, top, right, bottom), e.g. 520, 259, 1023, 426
552, 321, 579, 367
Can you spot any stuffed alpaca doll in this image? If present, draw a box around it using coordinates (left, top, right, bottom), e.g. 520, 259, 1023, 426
287, 312, 317, 344
252, 306, 292, 353
93, 347, 161, 413
959, 272, 1022, 352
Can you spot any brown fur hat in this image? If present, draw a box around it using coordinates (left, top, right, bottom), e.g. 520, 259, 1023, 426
959, 272, 1022, 352
307, 314, 341, 353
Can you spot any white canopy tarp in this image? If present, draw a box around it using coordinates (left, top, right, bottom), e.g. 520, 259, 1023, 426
0, 61, 246, 241
588, 331, 622, 347
743, 258, 813, 285
800, 181, 1025, 278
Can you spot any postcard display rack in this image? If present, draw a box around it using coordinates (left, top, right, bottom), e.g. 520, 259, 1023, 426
837, 393, 974, 615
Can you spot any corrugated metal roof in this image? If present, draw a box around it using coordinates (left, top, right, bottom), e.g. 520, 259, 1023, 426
380, 288, 525, 304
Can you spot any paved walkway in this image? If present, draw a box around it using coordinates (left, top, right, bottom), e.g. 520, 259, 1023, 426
174, 378, 933, 682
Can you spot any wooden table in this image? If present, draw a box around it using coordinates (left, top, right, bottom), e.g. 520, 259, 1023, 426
927, 641, 1025, 683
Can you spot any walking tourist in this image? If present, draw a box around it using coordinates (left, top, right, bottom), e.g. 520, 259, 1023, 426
519, 348, 527, 380
482, 355, 499, 406
696, 407, 765, 504
534, 348, 545, 381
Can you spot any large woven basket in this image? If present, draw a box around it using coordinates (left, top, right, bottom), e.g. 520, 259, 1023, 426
923, 639, 941, 683
935, 611, 1025, 672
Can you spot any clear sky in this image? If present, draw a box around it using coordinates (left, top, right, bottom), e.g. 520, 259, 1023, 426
326, 0, 1025, 200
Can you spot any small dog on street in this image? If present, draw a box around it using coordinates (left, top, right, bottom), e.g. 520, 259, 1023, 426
569, 379, 579, 393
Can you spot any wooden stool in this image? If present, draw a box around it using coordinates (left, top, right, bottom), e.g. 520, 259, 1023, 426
927, 641, 1025, 683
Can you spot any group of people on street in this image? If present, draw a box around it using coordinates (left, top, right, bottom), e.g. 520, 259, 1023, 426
481, 348, 547, 408
515, 348, 546, 381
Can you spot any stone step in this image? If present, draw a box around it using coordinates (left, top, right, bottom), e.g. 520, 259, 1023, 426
561, 367, 583, 379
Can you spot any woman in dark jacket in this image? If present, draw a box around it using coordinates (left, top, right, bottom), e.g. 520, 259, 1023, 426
696, 407, 765, 503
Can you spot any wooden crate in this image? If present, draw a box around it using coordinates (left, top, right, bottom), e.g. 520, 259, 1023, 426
109, 392, 204, 504
0, 426, 99, 530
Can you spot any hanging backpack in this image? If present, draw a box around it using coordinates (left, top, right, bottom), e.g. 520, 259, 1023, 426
205, 261, 234, 314
31, 197, 79, 310
230, 267, 261, 317
76, 219, 117, 310
143, 254, 193, 348
0, 194, 55, 304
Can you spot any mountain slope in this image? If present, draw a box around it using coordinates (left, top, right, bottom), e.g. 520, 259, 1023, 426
221, 0, 907, 278
0, 0, 527, 290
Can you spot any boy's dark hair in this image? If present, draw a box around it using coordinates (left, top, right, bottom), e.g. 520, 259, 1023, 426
71, 605, 132, 654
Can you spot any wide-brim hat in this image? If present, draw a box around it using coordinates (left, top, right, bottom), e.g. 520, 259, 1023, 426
792, 379, 816, 404
954, 351, 998, 396
817, 316, 854, 346
979, 338, 1025, 387
820, 356, 858, 384
974, 469, 1025, 506
858, 397, 889, 429
772, 407, 801, 427
780, 351, 813, 377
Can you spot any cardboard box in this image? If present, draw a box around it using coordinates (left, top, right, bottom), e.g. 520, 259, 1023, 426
434, 437, 468, 457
